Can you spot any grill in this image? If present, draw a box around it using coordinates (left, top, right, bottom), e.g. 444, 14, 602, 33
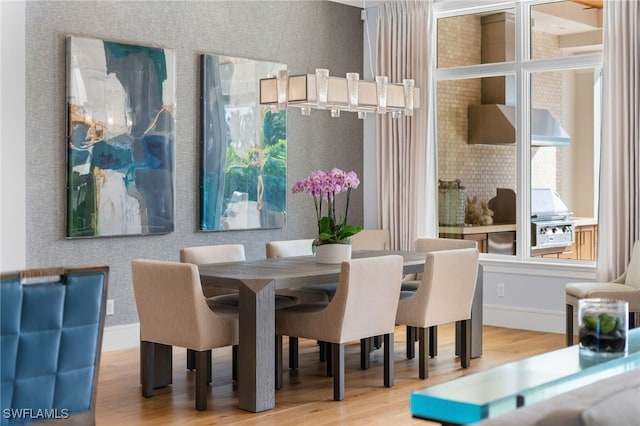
531, 188, 575, 255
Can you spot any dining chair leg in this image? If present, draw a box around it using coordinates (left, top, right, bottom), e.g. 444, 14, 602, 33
406, 326, 416, 359
187, 348, 195, 371
326, 343, 333, 377
384, 333, 394, 387
332, 343, 345, 401
373, 335, 382, 349
418, 327, 429, 379
319, 341, 327, 362
141, 341, 172, 390
459, 319, 471, 368
275, 335, 283, 390
195, 350, 208, 411
360, 338, 371, 370
232, 345, 238, 381
158, 343, 173, 387
289, 337, 299, 369
140, 341, 154, 398
206, 350, 212, 384
566, 304, 574, 346
429, 326, 438, 358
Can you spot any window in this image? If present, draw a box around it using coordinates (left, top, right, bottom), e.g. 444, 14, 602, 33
435, 0, 602, 262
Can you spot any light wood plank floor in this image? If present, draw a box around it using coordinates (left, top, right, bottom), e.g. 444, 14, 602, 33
96, 324, 565, 425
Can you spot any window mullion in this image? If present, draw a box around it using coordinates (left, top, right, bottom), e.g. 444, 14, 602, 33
516, 0, 530, 260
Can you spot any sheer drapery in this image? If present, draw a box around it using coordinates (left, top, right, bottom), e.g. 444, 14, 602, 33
376, 0, 436, 251
597, 2, 640, 280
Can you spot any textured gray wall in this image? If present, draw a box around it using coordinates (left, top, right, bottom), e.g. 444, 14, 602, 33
25, 0, 363, 326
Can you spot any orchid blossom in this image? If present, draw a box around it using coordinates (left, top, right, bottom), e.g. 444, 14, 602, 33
292, 168, 362, 245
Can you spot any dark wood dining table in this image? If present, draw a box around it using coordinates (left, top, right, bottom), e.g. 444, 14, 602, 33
198, 250, 426, 412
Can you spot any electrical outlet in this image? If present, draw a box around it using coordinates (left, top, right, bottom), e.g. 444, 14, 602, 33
106, 299, 114, 315
497, 283, 505, 297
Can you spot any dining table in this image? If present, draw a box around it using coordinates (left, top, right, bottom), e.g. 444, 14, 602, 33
198, 249, 426, 412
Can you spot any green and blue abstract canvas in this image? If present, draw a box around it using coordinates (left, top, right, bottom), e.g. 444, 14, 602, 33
200, 54, 286, 231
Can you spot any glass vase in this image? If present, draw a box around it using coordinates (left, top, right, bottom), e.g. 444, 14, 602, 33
578, 298, 628, 354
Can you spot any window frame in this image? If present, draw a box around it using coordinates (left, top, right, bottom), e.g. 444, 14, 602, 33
433, 0, 603, 262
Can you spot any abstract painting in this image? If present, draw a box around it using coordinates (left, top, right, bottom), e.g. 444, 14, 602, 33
66, 36, 176, 238
200, 54, 287, 231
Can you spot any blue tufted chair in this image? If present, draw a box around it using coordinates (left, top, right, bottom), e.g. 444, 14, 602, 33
1, 265, 109, 425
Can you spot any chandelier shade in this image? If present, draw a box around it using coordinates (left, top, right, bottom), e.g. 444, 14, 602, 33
260, 70, 420, 118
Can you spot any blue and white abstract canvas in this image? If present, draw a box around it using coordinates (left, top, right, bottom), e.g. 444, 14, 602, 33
66, 36, 176, 238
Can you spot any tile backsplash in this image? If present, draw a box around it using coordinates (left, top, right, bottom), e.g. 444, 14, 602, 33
437, 14, 564, 209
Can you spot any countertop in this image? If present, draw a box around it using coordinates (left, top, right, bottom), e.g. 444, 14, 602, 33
439, 223, 516, 235
570, 217, 598, 227
439, 217, 597, 235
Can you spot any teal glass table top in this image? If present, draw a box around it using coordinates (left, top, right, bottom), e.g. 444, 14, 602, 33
411, 327, 640, 425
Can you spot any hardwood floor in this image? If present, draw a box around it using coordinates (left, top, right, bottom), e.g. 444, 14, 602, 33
96, 324, 565, 425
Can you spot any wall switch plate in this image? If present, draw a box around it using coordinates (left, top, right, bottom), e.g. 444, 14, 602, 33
106, 299, 114, 315
497, 283, 505, 297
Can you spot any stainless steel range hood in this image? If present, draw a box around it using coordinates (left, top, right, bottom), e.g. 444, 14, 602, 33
468, 104, 571, 146
467, 13, 571, 147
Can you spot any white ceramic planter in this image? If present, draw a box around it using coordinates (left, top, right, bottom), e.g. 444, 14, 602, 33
314, 243, 352, 264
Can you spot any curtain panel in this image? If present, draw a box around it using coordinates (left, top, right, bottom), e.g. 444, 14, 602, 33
376, 0, 436, 251
597, 1, 640, 280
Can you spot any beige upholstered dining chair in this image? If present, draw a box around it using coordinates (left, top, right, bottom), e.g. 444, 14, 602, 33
181, 244, 298, 373
349, 229, 390, 354
275, 255, 404, 401
402, 238, 478, 359
131, 259, 238, 411
350, 229, 390, 251
402, 238, 478, 291
565, 240, 640, 345
395, 244, 479, 379
267, 234, 391, 368
266, 238, 315, 258
180, 244, 246, 299
266, 239, 332, 369
180, 244, 244, 375
182, 243, 298, 308
265, 239, 332, 304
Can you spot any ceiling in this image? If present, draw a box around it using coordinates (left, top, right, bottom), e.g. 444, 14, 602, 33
531, 1, 602, 35
572, 0, 603, 9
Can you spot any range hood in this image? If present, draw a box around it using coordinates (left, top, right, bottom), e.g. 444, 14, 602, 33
467, 13, 571, 147
469, 104, 571, 146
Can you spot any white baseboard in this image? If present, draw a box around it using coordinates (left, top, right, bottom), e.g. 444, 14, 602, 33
483, 304, 566, 334
100, 306, 568, 352
102, 323, 140, 352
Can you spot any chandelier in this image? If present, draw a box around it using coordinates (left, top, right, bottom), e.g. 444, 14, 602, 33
259, 69, 420, 119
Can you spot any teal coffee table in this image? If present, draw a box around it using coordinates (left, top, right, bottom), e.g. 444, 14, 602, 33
411, 327, 640, 425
